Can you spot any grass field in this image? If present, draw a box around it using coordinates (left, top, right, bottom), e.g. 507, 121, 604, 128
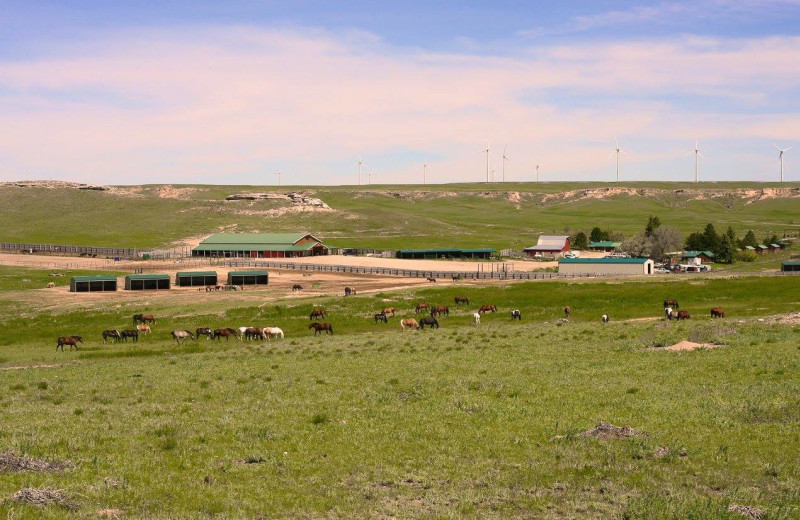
2, 182, 799, 250
1, 273, 799, 518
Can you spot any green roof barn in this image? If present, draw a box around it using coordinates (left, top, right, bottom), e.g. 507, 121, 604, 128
70, 275, 118, 292
192, 233, 328, 258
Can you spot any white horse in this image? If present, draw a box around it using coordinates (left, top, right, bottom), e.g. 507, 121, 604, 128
265, 326, 284, 339
473, 312, 481, 325
238, 326, 249, 340
601, 314, 609, 323
664, 307, 673, 320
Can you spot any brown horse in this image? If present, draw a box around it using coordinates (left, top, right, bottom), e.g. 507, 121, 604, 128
309, 309, 327, 320
479, 304, 497, 314
244, 327, 267, 340
381, 307, 396, 317
196, 327, 214, 340
400, 318, 419, 331
133, 314, 156, 325
415, 303, 429, 314
426, 277, 437, 283
344, 287, 356, 296
663, 299, 679, 309
102, 330, 121, 344
710, 308, 725, 318
454, 296, 469, 305
213, 328, 238, 341
56, 336, 82, 351
309, 322, 333, 335
292, 284, 303, 291
675, 310, 691, 320
430, 305, 449, 317
563, 306, 571, 318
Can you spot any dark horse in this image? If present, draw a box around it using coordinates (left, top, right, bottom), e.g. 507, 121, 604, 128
309, 322, 333, 335
710, 308, 725, 318
102, 330, 121, 344
374, 312, 388, 324
663, 299, 679, 309
563, 306, 571, 318
430, 305, 449, 317
426, 277, 437, 283
120, 329, 139, 342
213, 328, 239, 341
479, 304, 497, 314
196, 327, 214, 339
419, 317, 439, 329
344, 287, 356, 296
292, 284, 302, 291
454, 296, 469, 305
133, 313, 156, 325
510, 310, 522, 320
57, 336, 82, 351
310, 309, 327, 320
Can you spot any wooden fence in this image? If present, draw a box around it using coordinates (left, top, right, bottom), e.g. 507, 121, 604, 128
0, 241, 138, 258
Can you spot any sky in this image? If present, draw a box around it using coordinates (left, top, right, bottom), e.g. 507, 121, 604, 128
1, 1, 800, 185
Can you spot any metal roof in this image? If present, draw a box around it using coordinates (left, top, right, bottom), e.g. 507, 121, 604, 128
71, 275, 117, 282
757, 245, 768, 249
559, 257, 650, 264
175, 271, 217, 277
125, 274, 171, 280
683, 250, 716, 258
198, 233, 321, 245
745, 246, 756, 250
588, 241, 622, 248
192, 243, 316, 252
228, 270, 269, 276
783, 261, 800, 266
770, 243, 782, 248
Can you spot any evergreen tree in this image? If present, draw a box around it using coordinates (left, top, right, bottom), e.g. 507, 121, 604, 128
763, 234, 780, 247
702, 223, 721, 254
725, 226, 736, 243
685, 232, 705, 251
589, 227, 610, 243
572, 231, 588, 250
739, 230, 758, 249
645, 215, 662, 237
717, 233, 736, 263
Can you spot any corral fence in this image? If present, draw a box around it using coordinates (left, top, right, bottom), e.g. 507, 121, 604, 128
0, 241, 138, 259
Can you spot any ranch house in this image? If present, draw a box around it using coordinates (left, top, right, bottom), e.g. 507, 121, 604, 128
524, 236, 570, 258
558, 257, 655, 276
192, 233, 329, 258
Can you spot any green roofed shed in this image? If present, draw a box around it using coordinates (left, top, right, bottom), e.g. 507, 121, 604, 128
782, 261, 800, 272
125, 274, 171, 290
227, 270, 269, 285
70, 275, 118, 292
192, 233, 329, 258
175, 271, 218, 287
396, 248, 494, 259
588, 241, 622, 251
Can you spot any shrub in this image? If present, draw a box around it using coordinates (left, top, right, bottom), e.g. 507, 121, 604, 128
735, 250, 757, 262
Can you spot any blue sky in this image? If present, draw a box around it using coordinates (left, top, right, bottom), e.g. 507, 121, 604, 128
1, 1, 800, 185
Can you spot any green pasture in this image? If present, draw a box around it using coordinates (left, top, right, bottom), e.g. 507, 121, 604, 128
2, 182, 799, 250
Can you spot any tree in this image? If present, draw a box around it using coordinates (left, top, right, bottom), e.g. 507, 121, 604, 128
589, 227, 610, 243
572, 231, 588, 250
725, 226, 736, 244
702, 223, 721, 255
650, 226, 683, 261
621, 234, 651, 258
685, 232, 705, 251
645, 215, 662, 237
739, 230, 758, 249
763, 234, 780, 247
717, 233, 736, 263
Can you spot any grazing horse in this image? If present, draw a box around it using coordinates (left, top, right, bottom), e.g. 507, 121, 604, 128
473, 313, 481, 325
452, 274, 462, 281
381, 307, 396, 317
510, 309, 522, 321
676, 310, 691, 321
400, 318, 419, 331
663, 299, 679, 309
430, 305, 449, 317
102, 330, 121, 344
426, 277, 437, 283
171, 330, 195, 344
309, 322, 333, 335
137, 324, 151, 334
292, 284, 302, 291
419, 317, 439, 329
196, 327, 214, 340
265, 327, 284, 339
563, 306, 571, 319
120, 329, 139, 342
133, 314, 156, 325
244, 327, 267, 340
213, 328, 239, 341
309, 309, 327, 320
710, 307, 725, 318
454, 296, 469, 305
479, 304, 497, 314
56, 336, 82, 351
665, 307, 674, 320
601, 314, 610, 323
344, 287, 356, 296
415, 303, 429, 314
374, 312, 388, 324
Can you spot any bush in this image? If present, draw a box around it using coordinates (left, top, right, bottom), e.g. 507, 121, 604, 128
736, 250, 757, 262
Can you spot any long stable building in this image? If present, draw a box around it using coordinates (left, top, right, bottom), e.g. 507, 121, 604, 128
125, 274, 171, 290
227, 270, 269, 285
558, 257, 654, 276
70, 275, 118, 292
175, 271, 218, 287
395, 248, 495, 260
192, 233, 329, 258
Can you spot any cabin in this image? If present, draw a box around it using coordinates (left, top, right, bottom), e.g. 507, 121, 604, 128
227, 270, 269, 286
558, 257, 654, 276
125, 274, 171, 290
175, 271, 218, 287
681, 251, 716, 264
524, 236, 570, 258
192, 233, 329, 258
70, 275, 118, 292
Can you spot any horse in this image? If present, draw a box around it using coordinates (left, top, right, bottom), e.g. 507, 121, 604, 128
663, 299, 679, 309
171, 330, 195, 344
196, 327, 214, 340
454, 296, 469, 305
473, 313, 481, 325
400, 318, 419, 331
452, 274, 462, 281
374, 312, 388, 324
426, 277, 437, 283
47, 282, 55, 288
310, 309, 327, 320
510, 309, 522, 321
137, 324, 151, 334
415, 303, 429, 314
479, 304, 497, 314
381, 307, 396, 317
419, 317, 439, 329
564, 306, 571, 319
344, 287, 356, 296
292, 284, 302, 291
710, 307, 725, 318
134, 314, 156, 325
244, 327, 267, 340
676, 310, 691, 321
665, 307, 674, 320
213, 328, 239, 341
309, 322, 333, 335
56, 336, 82, 351
601, 314, 610, 323
102, 330, 121, 344
265, 327, 284, 339
430, 305, 449, 317
120, 329, 139, 342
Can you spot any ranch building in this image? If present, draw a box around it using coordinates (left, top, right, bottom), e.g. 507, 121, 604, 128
70, 275, 118, 292
227, 270, 269, 286
782, 261, 800, 272
192, 233, 329, 258
125, 274, 171, 290
395, 248, 495, 260
558, 257, 655, 276
175, 271, 218, 287
524, 236, 570, 258
588, 241, 622, 252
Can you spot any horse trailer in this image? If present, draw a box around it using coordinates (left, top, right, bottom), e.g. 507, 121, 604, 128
70, 275, 118, 292
124, 274, 171, 290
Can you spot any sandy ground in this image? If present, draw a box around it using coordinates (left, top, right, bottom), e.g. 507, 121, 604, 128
659, 341, 723, 351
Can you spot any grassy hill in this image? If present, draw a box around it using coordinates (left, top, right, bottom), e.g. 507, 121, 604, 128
1, 181, 799, 250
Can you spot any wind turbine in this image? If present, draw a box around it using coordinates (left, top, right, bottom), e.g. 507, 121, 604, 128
422, 157, 432, 185
774, 143, 792, 182
535, 164, 540, 182
686, 140, 704, 183
609, 137, 628, 182
367, 170, 374, 185
354, 157, 367, 185
274, 171, 282, 186
501, 145, 510, 182
479, 142, 493, 183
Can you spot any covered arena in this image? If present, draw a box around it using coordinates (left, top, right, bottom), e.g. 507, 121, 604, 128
70, 275, 118, 292
192, 233, 329, 258
125, 274, 171, 290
